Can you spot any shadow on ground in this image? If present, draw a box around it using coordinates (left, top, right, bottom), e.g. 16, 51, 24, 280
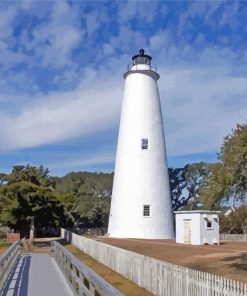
220, 252, 247, 272
1, 255, 31, 296
34, 237, 69, 247
21, 237, 70, 253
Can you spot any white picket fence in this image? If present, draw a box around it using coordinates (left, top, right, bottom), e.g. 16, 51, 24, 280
220, 234, 247, 241
61, 228, 247, 296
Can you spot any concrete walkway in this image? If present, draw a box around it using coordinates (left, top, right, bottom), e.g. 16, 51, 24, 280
1, 253, 74, 296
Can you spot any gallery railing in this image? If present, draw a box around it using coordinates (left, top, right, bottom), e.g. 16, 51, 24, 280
127, 63, 157, 72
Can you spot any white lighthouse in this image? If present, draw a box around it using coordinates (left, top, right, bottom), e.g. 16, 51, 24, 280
108, 49, 174, 239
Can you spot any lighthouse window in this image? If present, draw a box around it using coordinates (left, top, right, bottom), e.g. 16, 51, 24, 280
143, 205, 150, 216
141, 138, 148, 150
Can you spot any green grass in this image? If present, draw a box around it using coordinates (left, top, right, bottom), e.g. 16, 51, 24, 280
0, 240, 12, 248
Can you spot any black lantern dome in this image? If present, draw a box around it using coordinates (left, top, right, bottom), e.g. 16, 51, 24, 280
132, 49, 152, 66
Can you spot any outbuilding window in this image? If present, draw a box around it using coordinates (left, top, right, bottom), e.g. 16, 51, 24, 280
143, 205, 150, 216
205, 220, 213, 229
141, 138, 148, 150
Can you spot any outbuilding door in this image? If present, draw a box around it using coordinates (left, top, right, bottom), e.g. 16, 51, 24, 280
183, 220, 191, 244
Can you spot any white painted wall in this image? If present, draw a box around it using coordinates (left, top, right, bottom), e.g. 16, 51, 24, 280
108, 62, 174, 239
175, 211, 220, 245
200, 214, 219, 245
175, 213, 201, 245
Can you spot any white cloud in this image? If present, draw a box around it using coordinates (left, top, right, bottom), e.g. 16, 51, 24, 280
0, 75, 122, 151
0, 5, 17, 39
0, 1, 85, 97
1, 42, 246, 164
146, 27, 247, 159
85, 11, 104, 36
178, 1, 225, 34
2, 61, 245, 163
159, 66, 247, 156
19, 1, 83, 69
48, 152, 115, 170
0, 1, 246, 171
102, 43, 115, 55
117, 1, 158, 24
109, 25, 147, 52
0, 5, 26, 69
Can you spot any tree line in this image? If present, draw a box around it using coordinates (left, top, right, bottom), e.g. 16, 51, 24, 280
0, 121, 246, 237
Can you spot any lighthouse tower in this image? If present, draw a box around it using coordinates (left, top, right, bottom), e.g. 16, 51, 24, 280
108, 49, 174, 239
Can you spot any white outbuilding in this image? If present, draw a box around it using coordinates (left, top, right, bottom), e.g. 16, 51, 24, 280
174, 210, 221, 245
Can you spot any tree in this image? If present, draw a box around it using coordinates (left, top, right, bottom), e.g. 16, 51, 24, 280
0, 173, 6, 186
200, 122, 247, 209
169, 163, 209, 211
0, 165, 73, 237
169, 168, 187, 211
220, 123, 247, 202
220, 207, 247, 234
200, 163, 230, 210
184, 162, 209, 209
52, 172, 113, 228
6, 165, 53, 188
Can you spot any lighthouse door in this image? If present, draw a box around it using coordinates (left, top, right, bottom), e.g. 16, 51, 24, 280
183, 220, 191, 244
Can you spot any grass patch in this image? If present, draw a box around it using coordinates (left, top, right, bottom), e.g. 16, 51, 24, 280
0, 248, 7, 255
0, 240, 11, 255
0, 240, 11, 248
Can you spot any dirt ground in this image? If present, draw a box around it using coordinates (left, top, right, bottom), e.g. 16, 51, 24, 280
0, 247, 7, 255
95, 237, 247, 283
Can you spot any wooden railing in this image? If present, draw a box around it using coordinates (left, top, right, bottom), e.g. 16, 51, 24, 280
51, 241, 123, 296
0, 241, 20, 289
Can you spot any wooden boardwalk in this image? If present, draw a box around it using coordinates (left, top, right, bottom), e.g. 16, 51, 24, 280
0, 253, 74, 296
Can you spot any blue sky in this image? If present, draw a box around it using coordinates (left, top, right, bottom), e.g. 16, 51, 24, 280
0, 1, 246, 176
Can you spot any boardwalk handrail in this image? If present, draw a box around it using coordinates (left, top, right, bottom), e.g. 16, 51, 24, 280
51, 241, 123, 296
0, 241, 21, 289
